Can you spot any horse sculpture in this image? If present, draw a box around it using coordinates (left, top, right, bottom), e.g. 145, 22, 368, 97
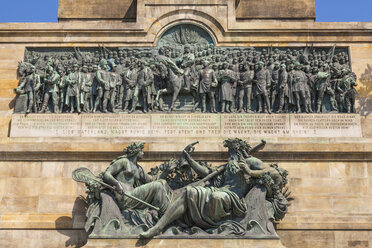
154, 55, 199, 112
17, 61, 35, 78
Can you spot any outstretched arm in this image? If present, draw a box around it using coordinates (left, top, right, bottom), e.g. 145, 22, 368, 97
239, 162, 267, 178
16, 78, 26, 92
183, 150, 209, 178
249, 139, 266, 154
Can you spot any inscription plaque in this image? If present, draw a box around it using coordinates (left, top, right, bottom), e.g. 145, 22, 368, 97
81, 115, 151, 137
150, 114, 220, 137
221, 114, 290, 137
10, 114, 362, 138
10, 114, 81, 137
290, 114, 362, 137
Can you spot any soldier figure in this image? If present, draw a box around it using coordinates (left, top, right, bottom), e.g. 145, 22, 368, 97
115, 59, 127, 109
58, 67, 68, 113
15, 65, 41, 113
308, 67, 318, 112
198, 60, 218, 113
123, 62, 137, 112
315, 64, 337, 112
144, 63, 155, 112
177, 45, 195, 91
343, 76, 357, 113
292, 63, 309, 113
304, 66, 313, 113
270, 62, 280, 112
237, 64, 254, 113
336, 69, 358, 113
65, 63, 82, 113
230, 59, 239, 112
81, 65, 93, 113
219, 62, 236, 113
277, 64, 289, 113
129, 61, 150, 113
40, 66, 60, 113
287, 64, 296, 112
91, 65, 101, 113
94, 59, 111, 113
253, 61, 271, 114
109, 63, 122, 113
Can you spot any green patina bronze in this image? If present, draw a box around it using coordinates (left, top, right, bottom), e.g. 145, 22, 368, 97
14, 24, 357, 114
73, 139, 293, 239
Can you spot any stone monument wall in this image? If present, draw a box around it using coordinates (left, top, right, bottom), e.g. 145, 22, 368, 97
58, 0, 137, 22
236, 0, 316, 20
0, 1, 372, 247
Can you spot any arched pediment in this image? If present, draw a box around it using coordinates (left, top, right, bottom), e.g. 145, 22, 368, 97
157, 23, 215, 48
145, 9, 225, 46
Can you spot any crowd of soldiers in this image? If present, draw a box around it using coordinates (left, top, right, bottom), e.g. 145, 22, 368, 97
15, 45, 357, 114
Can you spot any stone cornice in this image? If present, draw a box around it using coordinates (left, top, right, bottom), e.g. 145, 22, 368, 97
1, 150, 372, 162
0, 22, 371, 31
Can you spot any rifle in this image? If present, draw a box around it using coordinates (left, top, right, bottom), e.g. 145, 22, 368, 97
78, 72, 85, 106
310, 43, 314, 56
101, 43, 111, 56
269, 45, 272, 57
35, 73, 43, 112
80, 73, 86, 106
325, 45, 336, 87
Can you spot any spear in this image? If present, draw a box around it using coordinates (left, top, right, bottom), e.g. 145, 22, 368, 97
326, 44, 336, 82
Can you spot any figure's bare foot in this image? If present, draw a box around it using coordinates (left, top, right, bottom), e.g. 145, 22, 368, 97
139, 227, 161, 239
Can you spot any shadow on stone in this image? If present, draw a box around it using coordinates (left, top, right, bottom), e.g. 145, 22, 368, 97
8, 97, 16, 110
357, 64, 372, 116
55, 196, 89, 248
7, 119, 11, 138
136, 238, 152, 247
122, 0, 137, 22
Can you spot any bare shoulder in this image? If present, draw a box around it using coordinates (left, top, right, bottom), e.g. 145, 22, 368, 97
109, 156, 129, 169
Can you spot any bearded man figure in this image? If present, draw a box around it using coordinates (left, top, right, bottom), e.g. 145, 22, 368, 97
140, 138, 274, 238
198, 60, 218, 113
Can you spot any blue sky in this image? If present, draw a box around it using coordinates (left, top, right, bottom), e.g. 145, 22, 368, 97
0, 0, 371, 22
